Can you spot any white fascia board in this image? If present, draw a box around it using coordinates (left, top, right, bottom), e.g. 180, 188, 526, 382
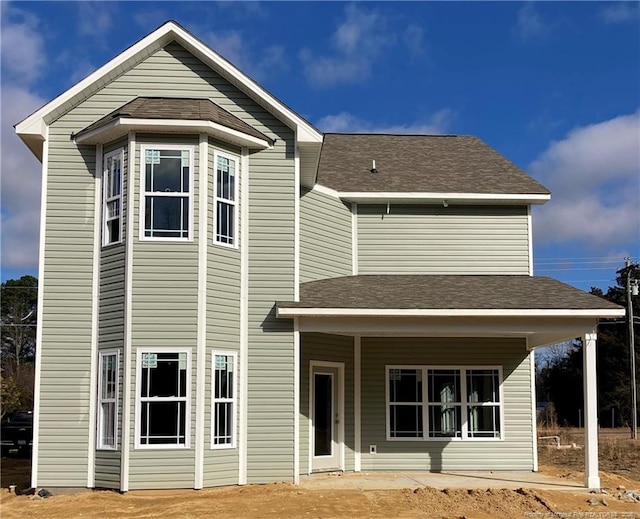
15, 21, 322, 148
75, 119, 271, 149
174, 26, 322, 143
277, 307, 626, 318
337, 192, 551, 205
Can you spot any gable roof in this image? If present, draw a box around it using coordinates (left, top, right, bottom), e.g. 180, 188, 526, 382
74, 97, 273, 148
15, 20, 322, 160
316, 134, 550, 201
277, 275, 623, 317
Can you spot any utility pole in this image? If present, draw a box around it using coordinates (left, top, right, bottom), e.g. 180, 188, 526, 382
619, 258, 639, 440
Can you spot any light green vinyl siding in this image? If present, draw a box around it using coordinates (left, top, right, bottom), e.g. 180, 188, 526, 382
247, 135, 296, 484
94, 450, 121, 488
204, 138, 241, 487
360, 337, 534, 471
358, 205, 530, 274
300, 188, 352, 283
299, 333, 355, 474
37, 114, 96, 486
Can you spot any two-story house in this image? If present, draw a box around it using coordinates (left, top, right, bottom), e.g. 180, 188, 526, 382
15, 21, 623, 492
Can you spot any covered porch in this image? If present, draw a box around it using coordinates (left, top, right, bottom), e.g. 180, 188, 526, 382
277, 275, 625, 489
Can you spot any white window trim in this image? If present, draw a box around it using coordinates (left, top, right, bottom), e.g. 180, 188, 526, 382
134, 347, 192, 450
385, 365, 504, 442
211, 350, 238, 449
97, 349, 120, 450
212, 150, 239, 249
102, 148, 124, 247
139, 144, 195, 242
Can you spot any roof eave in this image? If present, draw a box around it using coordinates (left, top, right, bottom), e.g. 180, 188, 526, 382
276, 307, 625, 318
15, 21, 322, 156
75, 118, 272, 149
337, 192, 551, 205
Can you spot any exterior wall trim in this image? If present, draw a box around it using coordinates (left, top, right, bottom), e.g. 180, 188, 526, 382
529, 344, 538, 471
294, 136, 300, 301
351, 203, 358, 275
527, 205, 533, 276
354, 336, 361, 471
31, 125, 49, 488
238, 146, 249, 485
194, 134, 208, 489
120, 131, 136, 492
87, 143, 103, 488
293, 318, 300, 483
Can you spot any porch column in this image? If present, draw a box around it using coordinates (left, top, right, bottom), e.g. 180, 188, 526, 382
583, 330, 600, 489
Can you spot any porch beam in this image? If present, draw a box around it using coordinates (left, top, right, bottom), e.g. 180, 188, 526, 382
583, 330, 600, 489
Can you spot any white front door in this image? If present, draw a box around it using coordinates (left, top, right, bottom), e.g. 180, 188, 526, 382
311, 363, 343, 472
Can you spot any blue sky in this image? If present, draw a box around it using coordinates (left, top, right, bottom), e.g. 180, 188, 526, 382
1, 1, 639, 291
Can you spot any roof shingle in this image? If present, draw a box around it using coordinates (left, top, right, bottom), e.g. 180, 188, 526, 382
316, 134, 550, 195
278, 275, 621, 311
76, 97, 272, 144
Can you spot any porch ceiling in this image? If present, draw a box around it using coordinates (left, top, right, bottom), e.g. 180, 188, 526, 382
278, 275, 624, 348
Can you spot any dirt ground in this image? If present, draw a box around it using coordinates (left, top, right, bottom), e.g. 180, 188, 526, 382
2, 430, 640, 519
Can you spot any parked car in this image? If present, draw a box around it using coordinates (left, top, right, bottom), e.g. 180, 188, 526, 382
1, 411, 33, 456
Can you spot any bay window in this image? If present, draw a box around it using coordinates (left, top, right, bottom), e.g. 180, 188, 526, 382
136, 349, 191, 448
213, 151, 238, 247
103, 149, 123, 246
141, 146, 193, 240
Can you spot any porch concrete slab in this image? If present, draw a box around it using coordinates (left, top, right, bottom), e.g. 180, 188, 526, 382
299, 471, 583, 492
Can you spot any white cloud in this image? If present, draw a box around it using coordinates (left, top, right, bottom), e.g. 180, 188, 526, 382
202, 30, 287, 81
1, 86, 46, 271
404, 25, 425, 57
317, 109, 453, 135
600, 2, 640, 24
76, 2, 114, 37
0, 5, 45, 86
300, 5, 424, 88
1, 7, 47, 272
515, 3, 549, 41
531, 111, 640, 248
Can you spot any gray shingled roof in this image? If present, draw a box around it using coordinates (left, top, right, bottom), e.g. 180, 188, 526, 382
316, 134, 550, 195
76, 97, 273, 144
278, 275, 621, 311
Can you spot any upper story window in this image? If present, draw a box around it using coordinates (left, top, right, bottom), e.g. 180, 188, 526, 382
103, 149, 124, 246
387, 366, 503, 441
213, 151, 238, 247
140, 145, 193, 241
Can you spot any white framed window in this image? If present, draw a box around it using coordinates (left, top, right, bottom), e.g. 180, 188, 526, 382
103, 149, 124, 246
135, 348, 191, 449
211, 351, 237, 449
213, 151, 239, 248
98, 349, 120, 450
140, 145, 194, 241
386, 366, 503, 441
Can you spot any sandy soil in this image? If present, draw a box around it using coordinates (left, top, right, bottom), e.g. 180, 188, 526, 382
1, 481, 639, 519
2, 430, 640, 519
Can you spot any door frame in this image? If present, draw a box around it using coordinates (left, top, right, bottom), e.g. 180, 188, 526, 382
308, 360, 345, 473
